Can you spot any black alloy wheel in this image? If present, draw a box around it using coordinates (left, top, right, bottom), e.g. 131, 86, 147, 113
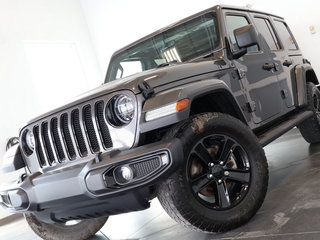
188, 134, 250, 210
157, 113, 268, 232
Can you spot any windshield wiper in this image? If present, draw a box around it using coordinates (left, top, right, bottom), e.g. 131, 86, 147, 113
157, 60, 178, 68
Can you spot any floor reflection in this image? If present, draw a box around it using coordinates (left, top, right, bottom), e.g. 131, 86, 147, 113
2, 128, 320, 240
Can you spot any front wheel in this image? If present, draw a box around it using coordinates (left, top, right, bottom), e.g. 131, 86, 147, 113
157, 113, 268, 232
25, 213, 108, 240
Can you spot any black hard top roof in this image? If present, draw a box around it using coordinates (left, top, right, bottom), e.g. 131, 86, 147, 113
110, 5, 284, 58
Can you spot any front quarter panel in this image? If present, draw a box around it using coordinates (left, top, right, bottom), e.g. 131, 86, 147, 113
140, 79, 245, 133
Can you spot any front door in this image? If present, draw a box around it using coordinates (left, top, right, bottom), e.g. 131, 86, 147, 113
223, 11, 284, 124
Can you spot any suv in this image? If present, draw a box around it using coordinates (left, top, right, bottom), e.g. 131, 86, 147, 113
1, 5, 319, 239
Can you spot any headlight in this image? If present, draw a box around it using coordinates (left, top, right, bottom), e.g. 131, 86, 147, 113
107, 94, 135, 126
114, 95, 134, 122
22, 129, 35, 155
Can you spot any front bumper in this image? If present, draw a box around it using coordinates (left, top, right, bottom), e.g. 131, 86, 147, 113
0, 139, 182, 223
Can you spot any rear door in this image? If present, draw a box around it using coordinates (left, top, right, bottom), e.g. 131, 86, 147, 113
223, 10, 284, 124
271, 18, 303, 108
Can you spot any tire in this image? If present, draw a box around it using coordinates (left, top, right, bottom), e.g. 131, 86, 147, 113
298, 82, 320, 143
157, 113, 268, 232
24, 213, 108, 240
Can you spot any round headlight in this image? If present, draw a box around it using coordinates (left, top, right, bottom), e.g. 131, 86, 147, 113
26, 130, 35, 151
22, 129, 35, 155
114, 95, 134, 122
107, 95, 135, 126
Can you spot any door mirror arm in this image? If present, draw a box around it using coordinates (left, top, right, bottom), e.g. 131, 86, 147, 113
225, 37, 248, 60
232, 49, 248, 60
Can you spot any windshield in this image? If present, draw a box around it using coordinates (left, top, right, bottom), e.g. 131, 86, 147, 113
105, 12, 220, 83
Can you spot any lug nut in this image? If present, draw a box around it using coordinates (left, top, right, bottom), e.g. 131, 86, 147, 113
208, 162, 214, 167
207, 174, 214, 179
219, 161, 224, 165
224, 171, 230, 176
218, 179, 222, 184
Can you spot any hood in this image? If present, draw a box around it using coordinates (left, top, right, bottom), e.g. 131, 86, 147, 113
27, 59, 228, 124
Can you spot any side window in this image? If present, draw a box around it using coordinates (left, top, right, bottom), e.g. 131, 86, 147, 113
274, 20, 298, 50
226, 15, 259, 53
254, 17, 281, 51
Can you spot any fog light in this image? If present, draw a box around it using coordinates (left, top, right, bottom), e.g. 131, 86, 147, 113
114, 165, 134, 184
120, 166, 133, 181
7, 189, 29, 209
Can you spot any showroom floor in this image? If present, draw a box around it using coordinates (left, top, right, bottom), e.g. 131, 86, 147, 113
1, 128, 320, 240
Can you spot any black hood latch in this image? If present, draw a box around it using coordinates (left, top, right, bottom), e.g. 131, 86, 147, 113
138, 81, 155, 99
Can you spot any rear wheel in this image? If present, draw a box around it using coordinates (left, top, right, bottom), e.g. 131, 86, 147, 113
25, 213, 108, 240
157, 113, 268, 232
298, 82, 320, 143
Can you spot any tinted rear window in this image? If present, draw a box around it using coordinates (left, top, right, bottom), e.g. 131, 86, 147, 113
274, 20, 298, 50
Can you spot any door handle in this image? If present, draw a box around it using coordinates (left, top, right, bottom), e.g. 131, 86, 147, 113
262, 62, 276, 71
283, 59, 293, 67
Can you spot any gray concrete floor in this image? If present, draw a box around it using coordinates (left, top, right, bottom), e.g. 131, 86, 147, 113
1, 128, 320, 240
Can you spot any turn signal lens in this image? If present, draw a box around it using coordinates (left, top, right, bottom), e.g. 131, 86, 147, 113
176, 98, 190, 112
145, 98, 190, 122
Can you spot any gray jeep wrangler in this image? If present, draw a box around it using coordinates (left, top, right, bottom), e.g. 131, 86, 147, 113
1, 5, 319, 239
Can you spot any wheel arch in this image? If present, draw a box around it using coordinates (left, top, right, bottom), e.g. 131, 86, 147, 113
140, 79, 247, 134
306, 69, 319, 84
189, 90, 247, 124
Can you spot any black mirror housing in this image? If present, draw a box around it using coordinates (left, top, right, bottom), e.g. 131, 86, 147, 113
234, 24, 258, 49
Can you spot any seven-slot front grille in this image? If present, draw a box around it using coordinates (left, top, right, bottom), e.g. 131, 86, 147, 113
33, 101, 113, 168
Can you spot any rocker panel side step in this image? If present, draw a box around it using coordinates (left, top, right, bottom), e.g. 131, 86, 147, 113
258, 111, 313, 147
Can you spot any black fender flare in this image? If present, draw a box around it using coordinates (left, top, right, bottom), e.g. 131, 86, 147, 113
294, 64, 319, 107
0, 144, 26, 173
139, 79, 246, 133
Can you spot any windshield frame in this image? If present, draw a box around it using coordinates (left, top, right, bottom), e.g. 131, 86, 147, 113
105, 7, 222, 83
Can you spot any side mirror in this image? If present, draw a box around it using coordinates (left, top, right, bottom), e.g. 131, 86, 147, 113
234, 24, 257, 49
230, 24, 258, 59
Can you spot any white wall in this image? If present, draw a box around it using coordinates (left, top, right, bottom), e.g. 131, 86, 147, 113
0, 0, 102, 161
80, 0, 320, 78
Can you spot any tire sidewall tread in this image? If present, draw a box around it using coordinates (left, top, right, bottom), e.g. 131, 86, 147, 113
298, 82, 320, 143
157, 113, 268, 232
24, 213, 108, 240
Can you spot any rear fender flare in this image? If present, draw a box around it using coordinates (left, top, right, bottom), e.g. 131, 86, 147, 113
294, 64, 319, 107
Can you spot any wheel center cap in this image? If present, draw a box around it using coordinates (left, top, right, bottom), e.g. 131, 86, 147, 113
210, 166, 224, 178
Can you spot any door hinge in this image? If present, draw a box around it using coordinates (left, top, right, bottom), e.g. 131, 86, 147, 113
237, 68, 246, 79
244, 101, 256, 113
281, 89, 288, 99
